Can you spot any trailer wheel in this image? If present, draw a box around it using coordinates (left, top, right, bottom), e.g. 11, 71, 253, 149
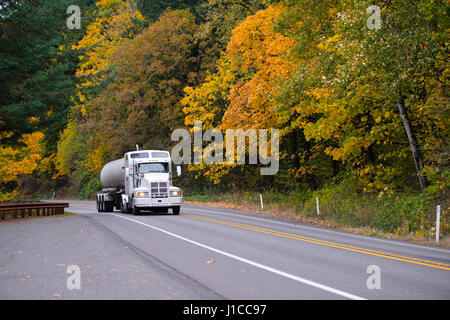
96, 196, 101, 212
98, 196, 105, 213
105, 201, 114, 212
172, 206, 180, 215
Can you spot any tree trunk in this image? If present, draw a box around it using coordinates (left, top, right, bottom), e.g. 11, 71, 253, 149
397, 98, 426, 191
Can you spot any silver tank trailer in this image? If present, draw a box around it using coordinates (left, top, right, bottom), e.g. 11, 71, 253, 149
100, 158, 125, 189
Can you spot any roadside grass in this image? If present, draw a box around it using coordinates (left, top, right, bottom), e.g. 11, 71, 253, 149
184, 184, 449, 247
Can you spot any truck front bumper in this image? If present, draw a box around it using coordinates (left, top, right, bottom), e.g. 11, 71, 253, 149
134, 196, 182, 208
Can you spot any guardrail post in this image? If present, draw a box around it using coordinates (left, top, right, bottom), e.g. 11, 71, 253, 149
0, 203, 69, 222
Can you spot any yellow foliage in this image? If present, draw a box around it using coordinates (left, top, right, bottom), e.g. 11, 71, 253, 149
85, 142, 107, 176
72, 0, 145, 119
73, 0, 144, 78
0, 132, 45, 201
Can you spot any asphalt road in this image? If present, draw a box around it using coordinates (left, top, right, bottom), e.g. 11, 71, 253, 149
1, 200, 449, 300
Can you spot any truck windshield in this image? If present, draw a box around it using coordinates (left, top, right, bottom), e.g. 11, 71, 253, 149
138, 162, 169, 173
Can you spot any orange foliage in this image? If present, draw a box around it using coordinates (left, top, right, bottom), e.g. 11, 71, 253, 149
221, 5, 297, 130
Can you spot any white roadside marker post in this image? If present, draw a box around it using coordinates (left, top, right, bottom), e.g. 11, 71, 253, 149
260, 193, 264, 210
316, 197, 320, 216
436, 205, 441, 243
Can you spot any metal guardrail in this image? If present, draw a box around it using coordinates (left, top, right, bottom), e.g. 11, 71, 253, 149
0, 202, 69, 221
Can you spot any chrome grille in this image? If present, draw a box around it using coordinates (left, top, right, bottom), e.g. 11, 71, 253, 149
150, 182, 168, 198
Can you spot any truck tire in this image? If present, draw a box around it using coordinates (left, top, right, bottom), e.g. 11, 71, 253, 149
98, 196, 104, 213
132, 205, 140, 216
172, 206, 180, 215
120, 200, 126, 213
105, 201, 114, 212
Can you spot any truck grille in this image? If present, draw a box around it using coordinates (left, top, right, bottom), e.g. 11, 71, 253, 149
150, 182, 168, 198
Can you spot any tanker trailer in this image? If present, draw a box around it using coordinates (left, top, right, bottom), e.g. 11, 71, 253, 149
96, 149, 182, 215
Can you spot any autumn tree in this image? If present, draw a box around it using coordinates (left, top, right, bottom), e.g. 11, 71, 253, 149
79, 9, 202, 177
56, 0, 145, 194
0, 131, 46, 201
271, 0, 449, 192
182, 5, 301, 188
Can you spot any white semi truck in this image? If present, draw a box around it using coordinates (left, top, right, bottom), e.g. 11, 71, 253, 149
96, 149, 182, 215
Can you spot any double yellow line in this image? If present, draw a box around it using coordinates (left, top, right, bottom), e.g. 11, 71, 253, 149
182, 213, 450, 271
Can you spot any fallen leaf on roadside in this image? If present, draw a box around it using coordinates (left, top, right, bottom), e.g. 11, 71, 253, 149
52, 293, 61, 297
206, 259, 215, 264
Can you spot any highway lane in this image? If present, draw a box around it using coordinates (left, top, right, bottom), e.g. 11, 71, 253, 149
2, 200, 450, 299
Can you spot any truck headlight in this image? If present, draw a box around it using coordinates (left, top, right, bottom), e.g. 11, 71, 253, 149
170, 190, 181, 197
136, 192, 149, 198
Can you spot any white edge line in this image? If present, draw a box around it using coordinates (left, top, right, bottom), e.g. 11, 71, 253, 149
184, 207, 450, 254
107, 212, 367, 300
61, 200, 450, 253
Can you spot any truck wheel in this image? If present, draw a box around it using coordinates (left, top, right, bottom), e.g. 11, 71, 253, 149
105, 201, 113, 212
133, 205, 140, 216
121, 200, 130, 214
172, 206, 180, 215
98, 197, 104, 212
96, 196, 101, 212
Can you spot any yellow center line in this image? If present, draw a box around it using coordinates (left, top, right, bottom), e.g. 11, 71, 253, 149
182, 213, 450, 271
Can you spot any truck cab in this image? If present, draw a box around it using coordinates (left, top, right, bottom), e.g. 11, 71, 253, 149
96, 150, 182, 215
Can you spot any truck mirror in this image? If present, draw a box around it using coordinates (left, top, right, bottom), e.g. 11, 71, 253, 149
176, 165, 181, 176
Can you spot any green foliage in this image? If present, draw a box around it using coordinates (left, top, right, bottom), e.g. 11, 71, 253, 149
136, 0, 202, 20
0, 0, 94, 147
304, 178, 439, 235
